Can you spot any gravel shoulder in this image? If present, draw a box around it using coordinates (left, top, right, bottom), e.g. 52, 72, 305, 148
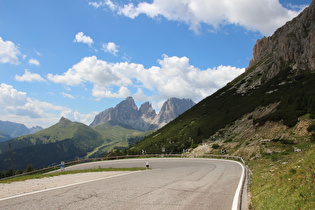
0, 171, 128, 199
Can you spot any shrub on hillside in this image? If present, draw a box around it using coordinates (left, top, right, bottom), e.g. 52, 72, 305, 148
212, 144, 220, 149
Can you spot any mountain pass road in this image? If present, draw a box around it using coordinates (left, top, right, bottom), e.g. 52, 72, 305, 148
0, 158, 245, 210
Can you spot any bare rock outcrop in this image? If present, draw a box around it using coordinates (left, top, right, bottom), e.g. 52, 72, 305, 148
234, 0, 315, 93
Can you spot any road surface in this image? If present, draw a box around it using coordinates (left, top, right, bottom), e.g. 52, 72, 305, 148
0, 158, 244, 210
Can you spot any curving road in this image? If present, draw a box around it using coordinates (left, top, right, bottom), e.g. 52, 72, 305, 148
0, 158, 244, 210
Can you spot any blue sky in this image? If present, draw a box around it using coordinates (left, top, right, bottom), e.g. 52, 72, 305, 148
0, 0, 312, 128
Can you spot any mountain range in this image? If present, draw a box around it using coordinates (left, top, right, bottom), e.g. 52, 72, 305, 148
90, 97, 195, 131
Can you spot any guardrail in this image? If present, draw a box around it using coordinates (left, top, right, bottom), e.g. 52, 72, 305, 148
0, 154, 246, 181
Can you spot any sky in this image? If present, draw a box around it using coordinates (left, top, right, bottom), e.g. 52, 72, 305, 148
0, 0, 312, 128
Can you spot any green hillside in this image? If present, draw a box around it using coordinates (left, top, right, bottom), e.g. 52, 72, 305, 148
88, 123, 151, 157
0, 117, 152, 171
0, 117, 104, 170
129, 70, 315, 154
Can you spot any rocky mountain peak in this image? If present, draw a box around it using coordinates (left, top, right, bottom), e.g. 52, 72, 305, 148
139, 102, 156, 119
157, 98, 195, 124
115, 96, 138, 112
234, 1, 315, 93
29, 126, 43, 134
90, 97, 195, 131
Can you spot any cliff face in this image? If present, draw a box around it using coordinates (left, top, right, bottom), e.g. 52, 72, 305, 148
235, 0, 315, 93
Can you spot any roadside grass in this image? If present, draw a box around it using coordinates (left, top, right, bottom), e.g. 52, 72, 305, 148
0, 167, 147, 184
249, 148, 315, 209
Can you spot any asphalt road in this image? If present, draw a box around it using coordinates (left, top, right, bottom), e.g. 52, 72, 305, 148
0, 158, 244, 210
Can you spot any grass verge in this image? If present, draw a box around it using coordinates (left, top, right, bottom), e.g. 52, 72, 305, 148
249, 148, 315, 209
0, 167, 147, 184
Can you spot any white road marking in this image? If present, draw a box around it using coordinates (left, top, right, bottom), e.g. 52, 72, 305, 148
231, 161, 245, 210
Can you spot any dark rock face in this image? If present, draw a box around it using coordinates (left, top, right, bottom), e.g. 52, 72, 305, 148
90, 97, 195, 131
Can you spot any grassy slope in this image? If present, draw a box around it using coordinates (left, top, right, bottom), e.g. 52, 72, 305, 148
249, 147, 315, 209
93, 123, 145, 141
88, 123, 151, 157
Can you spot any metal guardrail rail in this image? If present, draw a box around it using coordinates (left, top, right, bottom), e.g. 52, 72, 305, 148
0, 154, 246, 180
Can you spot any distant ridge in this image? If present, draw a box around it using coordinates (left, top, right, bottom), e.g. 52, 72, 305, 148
0, 120, 43, 142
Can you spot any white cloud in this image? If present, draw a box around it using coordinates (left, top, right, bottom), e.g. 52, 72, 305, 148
89, 0, 117, 10
48, 56, 133, 86
92, 85, 130, 98
101, 0, 306, 35
88, 1, 104, 9
73, 111, 99, 126
102, 42, 119, 56
35, 50, 42, 56
28, 58, 40, 66
0, 83, 28, 107
0, 84, 74, 121
15, 70, 45, 82
286, 3, 308, 11
74, 32, 94, 46
0, 83, 44, 118
47, 55, 245, 103
47, 68, 83, 86
0, 37, 21, 65
60, 92, 75, 99
0, 83, 95, 128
